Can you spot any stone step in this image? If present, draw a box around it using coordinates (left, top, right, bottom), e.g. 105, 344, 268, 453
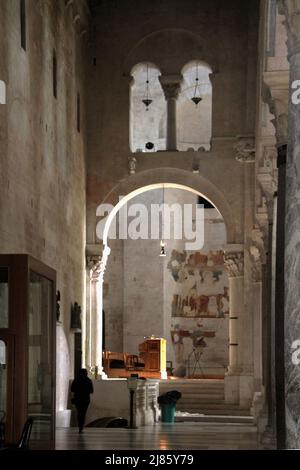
179, 400, 225, 407
179, 396, 224, 403
160, 390, 224, 398
173, 390, 224, 396
159, 385, 224, 393
175, 413, 254, 424
160, 380, 224, 386
177, 402, 244, 409
160, 384, 224, 390
177, 405, 251, 416
160, 384, 224, 389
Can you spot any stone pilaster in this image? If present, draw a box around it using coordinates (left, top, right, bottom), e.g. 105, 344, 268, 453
249, 229, 266, 398
224, 246, 244, 404
159, 75, 182, 151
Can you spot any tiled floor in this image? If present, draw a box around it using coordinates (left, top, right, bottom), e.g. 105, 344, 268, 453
56, 422, 259, 450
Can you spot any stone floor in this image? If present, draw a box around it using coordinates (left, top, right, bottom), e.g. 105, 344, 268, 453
56, 422, 259, 450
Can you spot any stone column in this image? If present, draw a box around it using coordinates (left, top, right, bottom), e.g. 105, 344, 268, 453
87, 254, 108, 379
278, 0, 300, 449
285, 51, 300, 449
250, 231, 265, 393
224, 246, 244, 404
275, 144, 287, 448
159, 75, 182, 151
249, 229, 267, 419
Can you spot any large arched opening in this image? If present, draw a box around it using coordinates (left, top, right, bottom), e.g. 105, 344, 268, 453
90, 179, 234, 381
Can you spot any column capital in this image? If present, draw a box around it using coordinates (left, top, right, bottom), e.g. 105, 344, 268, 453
234, 136, 255, 163
87, 255, 102, 281
224, 245, 244, 277
250, 246, 263, 283
128, 155, 137, 174
249, 229, 266, 283
87, 246, 111, 282
262, 74, 289, 147
159, 74, 182, 100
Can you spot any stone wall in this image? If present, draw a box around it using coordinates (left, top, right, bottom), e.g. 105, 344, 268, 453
0, 0, 88, 377
86, 0, 260, 246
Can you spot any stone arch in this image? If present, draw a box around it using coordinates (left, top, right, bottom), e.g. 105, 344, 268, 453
123, 28, 218, 76
89, 168, 237, 375
99, 168, 237, 245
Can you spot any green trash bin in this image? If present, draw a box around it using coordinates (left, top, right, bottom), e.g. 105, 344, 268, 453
161, 403, 176, 423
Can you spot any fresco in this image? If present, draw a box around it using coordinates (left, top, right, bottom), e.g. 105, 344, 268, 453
168, 249, 229, 318
167, 248, 229, 377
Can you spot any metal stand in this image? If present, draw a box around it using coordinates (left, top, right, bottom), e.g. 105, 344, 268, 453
126, 376, 138, 429
187, 347, 204, 377
129, 390, 135, 428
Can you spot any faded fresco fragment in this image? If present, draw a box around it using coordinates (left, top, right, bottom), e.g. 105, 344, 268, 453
167, 248, 229, 377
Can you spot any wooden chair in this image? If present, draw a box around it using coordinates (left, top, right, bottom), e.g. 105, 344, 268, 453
126, 354, 145, 370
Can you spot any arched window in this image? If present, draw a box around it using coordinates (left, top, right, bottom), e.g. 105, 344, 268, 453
0, 80, 6, 105
53, 49, 57, 99
177, 61, 212, 151
130, 63, 166, 153
20, 0, 26, 51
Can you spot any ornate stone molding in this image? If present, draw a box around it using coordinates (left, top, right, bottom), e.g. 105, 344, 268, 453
278, 0, 300, 58
234, 136, 255, 163
250, 246, 262, 283
87, 255, 101, 281
224, 248, 244, 278
128, 156, 137, 175
249, 228, 266, 283
159, 75, 182, 100
257, 148, 278, 222
262, 75, 289, 147
87, 246, 111, 283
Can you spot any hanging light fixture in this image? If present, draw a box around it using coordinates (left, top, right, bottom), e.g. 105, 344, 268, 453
160, 185, 167, 257
142, 63, 153, 111
160, 239, 167, 257
191, 62, 202, 106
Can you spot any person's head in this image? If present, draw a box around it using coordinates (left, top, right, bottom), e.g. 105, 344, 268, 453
79, 368, 88, 379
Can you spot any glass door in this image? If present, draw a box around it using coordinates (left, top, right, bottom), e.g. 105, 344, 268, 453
28, 271, 54, 447
0, 334, 14, 446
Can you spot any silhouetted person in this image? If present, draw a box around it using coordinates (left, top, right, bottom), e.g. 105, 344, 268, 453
71, 368, 93, 433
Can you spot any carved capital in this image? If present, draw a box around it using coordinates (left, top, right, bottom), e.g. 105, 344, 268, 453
224, 249, 244, 278
262, 74, 289, 146
159, 75, 182, 100
234, 136, 255, 163
250, 246, 262, 283
249, 228, 266, 283
128, 156, 137, 175
257, 147, 277, 220
87, 245, 111, 282
87, 255, 102, 281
